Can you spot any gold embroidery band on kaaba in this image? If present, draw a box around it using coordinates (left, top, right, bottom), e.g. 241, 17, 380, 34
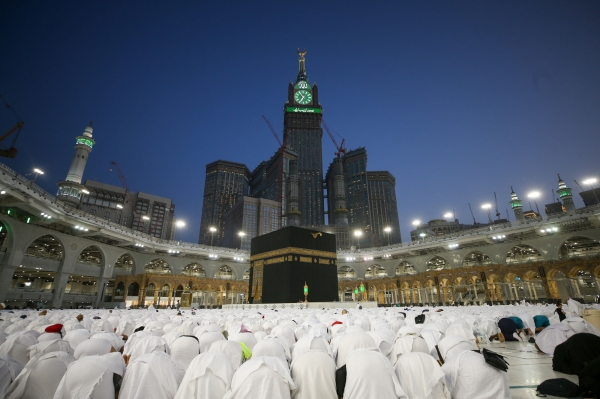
250, 247, 336, 262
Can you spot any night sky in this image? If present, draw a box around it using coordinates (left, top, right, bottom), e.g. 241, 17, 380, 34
1, 1, 599, 243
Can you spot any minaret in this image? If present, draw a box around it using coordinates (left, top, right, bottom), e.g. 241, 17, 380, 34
57, 122, 95, 205
509, 187, 525, 223
557, 174, 576, 213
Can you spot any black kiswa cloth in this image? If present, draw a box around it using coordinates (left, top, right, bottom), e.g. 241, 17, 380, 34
481, 348, 509, 372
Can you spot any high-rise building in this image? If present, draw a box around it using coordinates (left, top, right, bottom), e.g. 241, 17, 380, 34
325, 157, 349, 226
222, 197, 280, 251
367, 171, 401, 245
343, 147, 370, 232
283, 50, 324, 227
79, 180, 175, 239
198, 160, 249, 246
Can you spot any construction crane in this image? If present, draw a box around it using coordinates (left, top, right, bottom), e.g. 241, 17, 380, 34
494, 192, 501, 220
0, 95, 24, 158
261, 115, 289, 227
321, 119, 346, 158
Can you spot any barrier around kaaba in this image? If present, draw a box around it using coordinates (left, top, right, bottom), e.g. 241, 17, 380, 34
249, 226, 338, 303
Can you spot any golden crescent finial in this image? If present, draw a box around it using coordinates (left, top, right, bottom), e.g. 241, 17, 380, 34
297, 48, 307, 58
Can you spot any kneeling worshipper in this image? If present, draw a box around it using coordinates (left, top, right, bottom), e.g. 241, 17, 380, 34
535, 323, 574, 356
208, 340, 244, 371
438, 335, 511, 399
0, 330, 39, 366
389, 326, 430, 365
497, 317, 524, 342
0, 355, 23, 398
169, 335, 200, 370
341, 348, 408, 399
552, 333, 600, 396
119, 351, 185, 399
394, 352, 450, 399
174, 352, 234, 399
290, 335, 337, 399
533, 315, 550, 333
52, 352, 125, 399
223, 356, 296, 399
5, 351, 74, 399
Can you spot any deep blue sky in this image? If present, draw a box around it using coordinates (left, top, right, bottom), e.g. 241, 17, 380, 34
1, 1, 599, 243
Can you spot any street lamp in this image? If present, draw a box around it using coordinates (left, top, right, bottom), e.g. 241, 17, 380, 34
412, 219, 421, 226
527, 191, 541, 216
384, 226, 392, 246
209, 226, 217, 247
28, 168, 44, 184
582, 178, 599, 205
174, 220, 185, 241
354, 230, 363, 250
443, 212, 453, 219
238, 231, 246, 250
481, 203, 492, 223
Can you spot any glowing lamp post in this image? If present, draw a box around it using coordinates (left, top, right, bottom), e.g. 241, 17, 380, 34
582, 178, 599, 205
209, 226, 217, 247
481, 204, 492, 223
174, 220, 185, 241
384, 226, 392, 246
527, 191, 541, 216
354, 230, 363, 250
238, 231, 246, 250
304, 282, 308, 303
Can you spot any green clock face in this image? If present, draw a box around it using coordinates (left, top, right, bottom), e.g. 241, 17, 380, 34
294, 90, 312, 105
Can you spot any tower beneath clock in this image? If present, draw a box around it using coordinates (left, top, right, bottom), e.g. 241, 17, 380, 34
283, 49, 325, 227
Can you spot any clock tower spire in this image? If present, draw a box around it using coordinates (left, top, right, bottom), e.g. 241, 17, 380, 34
296, 48, 307, 82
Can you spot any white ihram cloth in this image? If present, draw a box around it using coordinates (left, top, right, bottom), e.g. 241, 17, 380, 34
394, 352, 450, 399
52, 352, 125, 399
252, 338, 288, 364
119, 351, 185, 399
173, 352, 234, 399
5, 351, 74, 399
535, 323, 574, 355
28, 339, 71, 358
290, 350, 337, 399
343, 349, 408, 399
335, 332, 376, 368
126, 334, 169, 362
223, 356, 296, 399
197, 331, 224, 352
170, 336, 199, 370
0, 332, 38, 365
390, 335, 430, 365
74, 338, 112, 359
438, 336, 510, 399
0, 355, 24, 398
63, 330, 90, 351
292, 335, 332, 360
208, 340, 244, 371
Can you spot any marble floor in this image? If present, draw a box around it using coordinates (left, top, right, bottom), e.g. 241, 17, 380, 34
480, 341, 581, 399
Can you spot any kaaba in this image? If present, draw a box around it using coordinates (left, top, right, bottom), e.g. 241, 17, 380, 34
248, 226, 338, 303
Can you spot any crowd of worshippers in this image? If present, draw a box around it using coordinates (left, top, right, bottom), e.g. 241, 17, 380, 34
0, 299, 599, 399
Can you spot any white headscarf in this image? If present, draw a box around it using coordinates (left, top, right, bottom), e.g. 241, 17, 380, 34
0, 331, 38, 365
335, 332, 376, 368
0, 355, 24, 398
63, 330, 90, 352
53, 352, 125, 399
174, 352, 234, 399
74, 338, 112, 359
223, 356, 296, 399
253, 339, 288, 364
197, 331, 224, 353
208, 340, 243, 371
28, 339, 71, 358
119, 351, 185, 399
170, 336, 199, 370
5, 351, 74, 399
394, 352, 450, 399
343, 349, 408, 399
290, 350, 337, 399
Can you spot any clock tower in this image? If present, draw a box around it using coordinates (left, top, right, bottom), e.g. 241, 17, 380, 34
283, 49, 324, 227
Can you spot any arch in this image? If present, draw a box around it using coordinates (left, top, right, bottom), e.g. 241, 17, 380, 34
559, 236, 600, 260
396, 261, 416, 276
115, 281, 125, 296
115, 254, 134, 271
144, 258, 171, 274
127, 282, 140, 296
506, 244, 542, 264
425, 256, 450, 271
146, 283, 156, 296
0, 220, 9, 249
338, 266, 357, 280
215, 265, 235, 280
174, 284, 184, 298
365, 264, 387, 278
462, 251, 492, 267
24, 234, 64, 261
77, 245, 104, 267
504, 273, 521, 282
182, 262, 206, 277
